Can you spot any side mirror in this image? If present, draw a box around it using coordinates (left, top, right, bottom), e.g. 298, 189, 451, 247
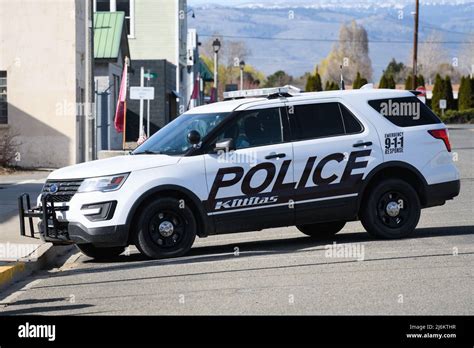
214, 138, 235, 152
187, 130, 201, 145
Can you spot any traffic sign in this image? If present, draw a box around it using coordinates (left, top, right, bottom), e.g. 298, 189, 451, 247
130, 87, 155, 100
439, 99, 447, 110
144, 72, 157, 79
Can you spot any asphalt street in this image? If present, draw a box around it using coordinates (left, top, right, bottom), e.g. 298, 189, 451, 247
0, 126, 472, 315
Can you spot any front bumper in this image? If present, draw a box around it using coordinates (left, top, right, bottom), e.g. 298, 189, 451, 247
18, 193, 128, 247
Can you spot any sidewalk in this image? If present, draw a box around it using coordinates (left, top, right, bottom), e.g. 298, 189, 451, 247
0, 170, 74, 291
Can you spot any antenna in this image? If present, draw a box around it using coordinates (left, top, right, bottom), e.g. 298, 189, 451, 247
339, 65, 345, 90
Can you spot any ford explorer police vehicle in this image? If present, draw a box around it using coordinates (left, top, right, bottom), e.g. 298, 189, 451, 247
19, 86, 460, 260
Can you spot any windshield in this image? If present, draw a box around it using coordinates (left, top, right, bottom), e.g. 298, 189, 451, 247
133, 112, 231, 155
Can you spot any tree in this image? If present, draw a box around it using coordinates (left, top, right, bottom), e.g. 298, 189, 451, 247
444, 76, 455, 110
352, 71, 368, 89
431, 74, 445, 115
458, 76, 471, 110
404, 74, 425, 89
386, 75, 396, 89
264, 70, 293, 88
305, 68, 323, 92
319, 21, 373, 85
379, 75, 388, 88
380, 73, 396, 89
415, 33, 448, 83
384, 58, 409, 83
404, 75, 413, 90
325, 81, 339, 91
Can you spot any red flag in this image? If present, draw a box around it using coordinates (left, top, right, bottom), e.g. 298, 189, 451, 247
191, 74, 200, 100
114, 62, 128, 133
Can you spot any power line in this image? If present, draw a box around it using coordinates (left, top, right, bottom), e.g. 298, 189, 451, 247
199, 34, 473, 45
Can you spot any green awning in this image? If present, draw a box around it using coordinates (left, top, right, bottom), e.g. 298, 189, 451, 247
200, 59, 214, 82
94, 11, 127, 59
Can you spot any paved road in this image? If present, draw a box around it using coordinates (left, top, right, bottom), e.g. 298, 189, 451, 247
0, 127, 472, 315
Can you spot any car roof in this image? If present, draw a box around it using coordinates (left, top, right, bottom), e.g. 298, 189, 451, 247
185, 89, 415, 115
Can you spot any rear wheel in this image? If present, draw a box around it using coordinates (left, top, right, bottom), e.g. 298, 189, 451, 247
76, 244, 125, 260
297, 221, 346, 239
134, 198, 196, 259
360, 179, 420, 239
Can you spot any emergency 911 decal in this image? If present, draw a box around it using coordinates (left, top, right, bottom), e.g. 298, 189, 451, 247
384, 132, 404, 154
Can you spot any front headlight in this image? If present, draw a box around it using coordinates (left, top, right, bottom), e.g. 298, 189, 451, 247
77, 173, 129, 193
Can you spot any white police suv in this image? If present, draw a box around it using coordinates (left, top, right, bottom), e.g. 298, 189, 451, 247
19, 86, 460, 259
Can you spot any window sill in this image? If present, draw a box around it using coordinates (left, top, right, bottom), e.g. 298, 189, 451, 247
0, 124, 9, 129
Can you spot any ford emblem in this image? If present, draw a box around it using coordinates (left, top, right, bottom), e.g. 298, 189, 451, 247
49, 184, 59, 193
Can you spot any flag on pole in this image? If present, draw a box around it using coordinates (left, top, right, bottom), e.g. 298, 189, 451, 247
114, 62, 128, 133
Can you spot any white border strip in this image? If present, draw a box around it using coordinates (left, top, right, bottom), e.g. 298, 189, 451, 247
207, 193, 358, 216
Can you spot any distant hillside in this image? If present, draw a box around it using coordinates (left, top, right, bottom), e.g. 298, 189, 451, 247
188, 1, 474, 81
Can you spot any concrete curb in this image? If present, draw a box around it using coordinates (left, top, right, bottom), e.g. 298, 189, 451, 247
0, 243, 75, 292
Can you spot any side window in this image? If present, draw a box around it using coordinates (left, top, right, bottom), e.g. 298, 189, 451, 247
340, 104, 363, 134
214, 108, 284, 150
368, 97, 442, 127
291, 102, 345, 140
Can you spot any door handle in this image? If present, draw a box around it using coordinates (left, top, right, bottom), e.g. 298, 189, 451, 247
353, 141, 372, 148
265, 153, 286, 160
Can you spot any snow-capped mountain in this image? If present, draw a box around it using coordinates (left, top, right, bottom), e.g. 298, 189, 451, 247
188, 0, 474, 80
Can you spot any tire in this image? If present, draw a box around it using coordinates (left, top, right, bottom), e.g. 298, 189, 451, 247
134, 197, 196, 259
360, 178, 421, 239
76, 244, 125, 260
296, 221, 346, 239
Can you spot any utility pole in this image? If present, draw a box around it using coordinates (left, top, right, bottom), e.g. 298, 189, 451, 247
84, 0, 95, 161
412, 0, 419, 90
139, 67, 144, 138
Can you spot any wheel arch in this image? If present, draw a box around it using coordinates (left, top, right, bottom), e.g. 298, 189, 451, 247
125, 185, 213, 242
358, 161, 428, 212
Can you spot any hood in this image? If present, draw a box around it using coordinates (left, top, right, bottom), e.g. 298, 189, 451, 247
48, 154, 180, 180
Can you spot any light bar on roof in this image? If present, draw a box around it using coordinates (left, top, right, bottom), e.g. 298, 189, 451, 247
223, 85, 301, 99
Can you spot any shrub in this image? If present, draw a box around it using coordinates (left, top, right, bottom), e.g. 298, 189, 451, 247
441, 108, 474, 123
0, 129, 21, 167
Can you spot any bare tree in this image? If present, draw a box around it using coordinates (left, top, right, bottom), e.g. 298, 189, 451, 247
414, 32, 449, 83
320, 21, 373, 85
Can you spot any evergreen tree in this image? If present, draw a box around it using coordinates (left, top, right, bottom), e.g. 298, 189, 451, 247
417, 75, 425, 88
458, 76, 471, 110
444, 76, 454, 110
379, 75, 388, 88
431, 74, 445, 115
352, 72, 362, 89
404, 75, 413, 90
305, 75, 315, 92
386, 75, 396, 89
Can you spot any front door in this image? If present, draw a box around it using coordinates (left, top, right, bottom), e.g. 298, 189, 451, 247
203, 105, 295, 233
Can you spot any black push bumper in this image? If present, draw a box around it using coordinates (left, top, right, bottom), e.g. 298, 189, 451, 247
424, 179, 460, 208
18, 193, 128, 247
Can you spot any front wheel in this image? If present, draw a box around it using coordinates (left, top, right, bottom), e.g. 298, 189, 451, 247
360, 179, 421, 239
297, 221, 346, 239
134, 198, 197, 259
76, 244, 125, 260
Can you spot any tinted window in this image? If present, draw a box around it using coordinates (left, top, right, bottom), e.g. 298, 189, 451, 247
291, 102, 345, 140
214, 108, 284, 149
340, 104, 363, 134
368, 97, 441, 127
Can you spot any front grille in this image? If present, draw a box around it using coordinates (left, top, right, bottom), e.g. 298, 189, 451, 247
42, 179, 84, 202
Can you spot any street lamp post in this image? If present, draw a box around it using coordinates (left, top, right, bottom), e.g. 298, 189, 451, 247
212, 38, 221, 102
239, 60, 245, 90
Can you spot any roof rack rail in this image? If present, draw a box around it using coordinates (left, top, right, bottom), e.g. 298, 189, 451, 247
223, 85, 301, 100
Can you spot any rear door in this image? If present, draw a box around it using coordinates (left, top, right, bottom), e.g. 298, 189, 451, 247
285, 99, 383, 225
203, 104, 295, 233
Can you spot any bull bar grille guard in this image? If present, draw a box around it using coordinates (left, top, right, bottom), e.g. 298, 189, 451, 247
18, 193, 69, 240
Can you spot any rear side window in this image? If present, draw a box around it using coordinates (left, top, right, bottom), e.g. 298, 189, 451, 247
368, 96, 441, 127
290, 102, 362, 141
